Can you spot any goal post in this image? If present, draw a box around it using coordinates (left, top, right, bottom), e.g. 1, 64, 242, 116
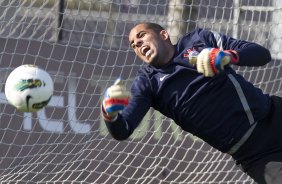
0, 0, 281, 183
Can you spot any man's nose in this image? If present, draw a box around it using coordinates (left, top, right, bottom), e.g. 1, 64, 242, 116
135, 39, 142, 48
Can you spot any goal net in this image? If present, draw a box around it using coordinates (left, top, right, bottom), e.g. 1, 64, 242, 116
0, 0, 281, 183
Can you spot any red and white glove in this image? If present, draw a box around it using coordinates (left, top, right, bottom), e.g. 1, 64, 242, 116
101, 78, 131, 121
189, 48, 239, 77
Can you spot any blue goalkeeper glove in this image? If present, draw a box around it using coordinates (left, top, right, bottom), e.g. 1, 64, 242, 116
190, 48, 239, 77
101, 78, 131, 121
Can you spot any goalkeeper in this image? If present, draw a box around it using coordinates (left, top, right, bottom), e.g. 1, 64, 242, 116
101, 22, 281, 184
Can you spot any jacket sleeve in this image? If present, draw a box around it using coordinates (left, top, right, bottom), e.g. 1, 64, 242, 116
105, 73, 152, 140
222, 36, 271, 66
200, 29, 272, 66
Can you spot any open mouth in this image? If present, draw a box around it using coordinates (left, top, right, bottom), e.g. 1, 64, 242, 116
141, 46, 152, 57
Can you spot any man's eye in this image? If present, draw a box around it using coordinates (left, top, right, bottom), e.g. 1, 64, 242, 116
139, 33, 145, 37
137, 32, 145, 38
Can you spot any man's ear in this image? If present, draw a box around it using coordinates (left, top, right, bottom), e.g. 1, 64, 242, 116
160, 30, 169, 40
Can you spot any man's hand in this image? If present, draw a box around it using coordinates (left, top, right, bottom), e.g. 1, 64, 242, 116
101, 78, 131, 121
190, 48, 239, 77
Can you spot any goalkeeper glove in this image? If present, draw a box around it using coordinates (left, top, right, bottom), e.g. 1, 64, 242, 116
101, 78, 131, 121
190, 48, 239, 77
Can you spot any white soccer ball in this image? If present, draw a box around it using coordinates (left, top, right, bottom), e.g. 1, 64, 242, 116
5, 64, 54, 112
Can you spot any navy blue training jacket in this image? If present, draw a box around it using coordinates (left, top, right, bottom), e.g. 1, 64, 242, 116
105, 28, 272, 153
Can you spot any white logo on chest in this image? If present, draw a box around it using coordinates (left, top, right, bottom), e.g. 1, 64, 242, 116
160, 75, 168, 81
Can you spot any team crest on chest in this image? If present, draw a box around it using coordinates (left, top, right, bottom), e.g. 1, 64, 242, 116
183, 48, 199, 61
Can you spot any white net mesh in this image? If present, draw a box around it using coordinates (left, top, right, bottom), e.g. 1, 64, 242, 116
0, 0, 281, 183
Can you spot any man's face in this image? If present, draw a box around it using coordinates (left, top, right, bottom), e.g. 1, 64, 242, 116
129, 24, 168, 66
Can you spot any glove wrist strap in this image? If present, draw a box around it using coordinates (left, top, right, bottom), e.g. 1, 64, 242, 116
225, 50, 239, 64
101, 105, 118, 122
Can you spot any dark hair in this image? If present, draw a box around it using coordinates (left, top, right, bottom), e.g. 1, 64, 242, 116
136, 22, 165, 34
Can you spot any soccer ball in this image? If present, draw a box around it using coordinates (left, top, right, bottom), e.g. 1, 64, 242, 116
5, 64, 54, 112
